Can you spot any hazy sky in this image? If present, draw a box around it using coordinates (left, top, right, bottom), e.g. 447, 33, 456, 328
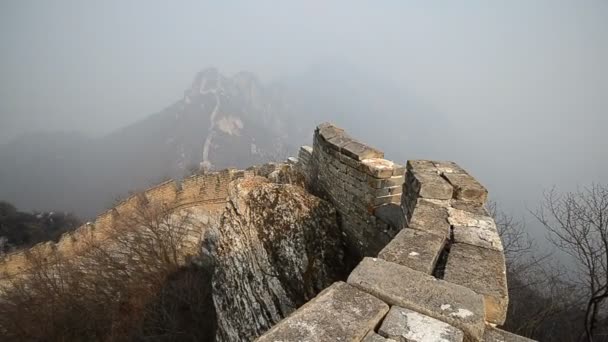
0, 1, 606, 241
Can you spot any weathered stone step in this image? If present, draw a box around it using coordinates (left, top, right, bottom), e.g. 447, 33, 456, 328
256, 281, 389, 342
378, 227, 446, 274
444, 243, 508, 325
378, 306, 464, 342
347, 257, 486, 341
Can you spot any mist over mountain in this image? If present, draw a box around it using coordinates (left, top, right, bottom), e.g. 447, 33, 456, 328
0, 64, 436, 218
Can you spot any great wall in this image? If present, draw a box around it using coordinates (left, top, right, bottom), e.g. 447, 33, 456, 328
0, 123, 534, 342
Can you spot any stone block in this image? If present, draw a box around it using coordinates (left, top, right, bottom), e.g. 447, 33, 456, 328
316, 123, 344, 142
392, 163, 406, 177
378, 228, 446, 274
374, 204, 405, 230
300, 145, 313, 155
257, 282, 389, 342
444, 243, 508, 325
363, 331, 394, 342
378, 306, 464, 342
327, 134, 352, 151
410, 171, 454, 200
407, 160, 438, 173
433, 161, 467, 174
408, 199, 451, 239
361, 158, 396, 178
483, 326, 536, 342
348, 258, 486, 341
448, 208, 503, 251
374, 194, 401, 206
340, 153, 361, 168
368, 175, 405, 189
451, 200, 489, 216
342, 140, 384, 160
442, 173, 488, 205
373, 186, 402, 197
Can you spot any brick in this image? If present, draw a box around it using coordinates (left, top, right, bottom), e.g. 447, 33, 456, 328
257, 282, 389, 342
342, 140, 384, 160
444, 243, 509, 325
367, 175, 405, 189
348, 258, 486, 341
316, 123, 344, 142
433, 161, 467, 174
361, 158, 396, 179
442, 173, 488, 205
373, 194, 401, 206
327, 134, 352, 151
372, 186, 402, 197
378, 228, 446, 274
378, 306, 463, 342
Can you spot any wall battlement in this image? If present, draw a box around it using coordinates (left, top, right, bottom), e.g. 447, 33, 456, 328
259, 123, 533, 342
0, 162, 289, 283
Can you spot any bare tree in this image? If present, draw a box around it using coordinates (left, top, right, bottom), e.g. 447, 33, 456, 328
533, 184, 608, 342
0, 197, 215, 341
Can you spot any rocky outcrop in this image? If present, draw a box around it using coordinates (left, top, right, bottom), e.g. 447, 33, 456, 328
202, 176, 346, 341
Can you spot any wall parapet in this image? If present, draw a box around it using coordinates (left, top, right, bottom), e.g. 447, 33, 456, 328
304, 123, 406, 257
0, 162, 292, 284
258, 123, 532, 342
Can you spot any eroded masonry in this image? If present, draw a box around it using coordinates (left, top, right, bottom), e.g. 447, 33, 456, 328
0, 123, 534, 341
258, 123, 532, 342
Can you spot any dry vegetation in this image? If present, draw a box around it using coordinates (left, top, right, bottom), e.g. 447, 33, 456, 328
0, 201, 216, 341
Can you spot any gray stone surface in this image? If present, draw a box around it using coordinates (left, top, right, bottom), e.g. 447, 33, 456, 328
378, 228, 446, 274
378, 306, 464, 342
483, 326, 537, 342
407, 160, 438, 173
257, 282, 389, 342
361, 158, 396, 178
392, 163, 406, 177
444, 243, 508, 325
317, 123, 344, 142
448, 208, 503, 251
363, 331, 395, 342
342, 140, 384, 160
408, 199, 451, 238
412, 172, 454, 200
368, 175, 405, 189
450, 200, 489, 216
433, 161, 467, 175
348, 258, 486, 341
374, 204, 405, 230
442, 173, 488, 204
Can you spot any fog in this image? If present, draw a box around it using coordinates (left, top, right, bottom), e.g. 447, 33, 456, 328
0, 1, 606, 243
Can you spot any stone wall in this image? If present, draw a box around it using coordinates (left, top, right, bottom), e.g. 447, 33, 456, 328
0, 163, 290, 286
302, 123, 406, 257
258, 123, 533, 342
